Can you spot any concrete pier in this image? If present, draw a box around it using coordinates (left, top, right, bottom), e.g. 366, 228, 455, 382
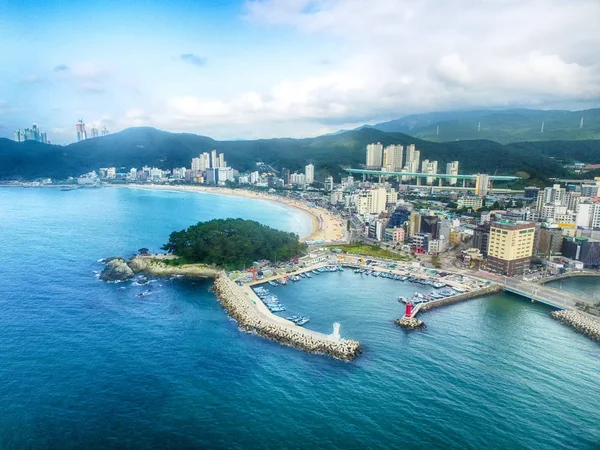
212, 272, 361, 360
418, 284, 503, 314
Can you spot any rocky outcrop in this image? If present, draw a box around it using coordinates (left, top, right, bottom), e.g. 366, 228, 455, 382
551, 310, 600, 343
212, 272, 361, 360
395, 317, 424, 329
128, 255, 218, 278
99, 258, 135, 281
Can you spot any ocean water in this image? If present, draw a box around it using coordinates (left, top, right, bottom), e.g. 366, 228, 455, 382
0, 187, 599, 449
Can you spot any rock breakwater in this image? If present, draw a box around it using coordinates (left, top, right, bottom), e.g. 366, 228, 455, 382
551, 310, 600, 343
395, 317, 424, 329
212, 272, 361, 360
419, 284, 503, 312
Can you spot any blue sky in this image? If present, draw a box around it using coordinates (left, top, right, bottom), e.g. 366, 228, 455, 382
1, 0, 599, 144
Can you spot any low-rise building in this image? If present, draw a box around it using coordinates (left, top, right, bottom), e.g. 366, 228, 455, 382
457, 196, 483, 210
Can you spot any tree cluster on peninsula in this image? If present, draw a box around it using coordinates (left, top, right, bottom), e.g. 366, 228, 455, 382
161, 218, 307, 270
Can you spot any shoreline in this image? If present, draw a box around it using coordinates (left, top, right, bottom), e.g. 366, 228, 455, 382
114, 184, 345, 243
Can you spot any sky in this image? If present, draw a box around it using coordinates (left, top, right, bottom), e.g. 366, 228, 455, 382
1, 0, 599, 144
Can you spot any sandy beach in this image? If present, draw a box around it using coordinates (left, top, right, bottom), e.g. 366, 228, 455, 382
118, 184, 346, 243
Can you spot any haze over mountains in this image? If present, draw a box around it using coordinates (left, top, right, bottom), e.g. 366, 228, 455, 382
3, 114, 600, 183
363, 108, 600, 144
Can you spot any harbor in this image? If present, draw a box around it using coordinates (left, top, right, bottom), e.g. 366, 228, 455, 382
212, 272, 361, 360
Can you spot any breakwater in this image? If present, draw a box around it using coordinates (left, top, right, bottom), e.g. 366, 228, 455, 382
551, 310, 600, 343
418, 284, 503, 313
212, 272, 361, 360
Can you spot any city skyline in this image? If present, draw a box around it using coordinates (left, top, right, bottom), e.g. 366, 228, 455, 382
2, 0, 600, 144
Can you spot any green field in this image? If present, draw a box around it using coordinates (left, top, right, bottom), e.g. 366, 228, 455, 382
328, 244, 412, 261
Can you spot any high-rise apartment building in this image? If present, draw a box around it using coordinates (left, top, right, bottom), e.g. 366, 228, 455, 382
538, 184, 566, 208
566, 191, 581, 212
290, 173, 306, 185
403, 144, 420, 174
382, 145, 403, 171
475, 174, 490, 197
211, 149, 218, 168
76, 119, 86, 141
366, 143, 383, 169
421, 160, 438, 185
575, 201, 600, 228
305, 163, 314, 184
487, 221, 535, 276
446, 161, 459, 185
14, 124, 48, 143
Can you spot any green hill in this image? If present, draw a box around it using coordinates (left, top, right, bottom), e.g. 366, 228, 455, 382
368, 108, 600, 144
4, 126, 600, 182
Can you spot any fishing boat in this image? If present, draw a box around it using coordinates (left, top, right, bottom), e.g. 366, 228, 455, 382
268, 280, 278, 287
295, 316, 310, 326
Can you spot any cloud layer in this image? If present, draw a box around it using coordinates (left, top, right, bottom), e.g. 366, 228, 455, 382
3, 0, 599, 143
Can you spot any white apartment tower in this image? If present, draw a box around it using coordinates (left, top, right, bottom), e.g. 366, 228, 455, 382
446, 161, 459, 186
366, 143, 384, 169
211, 149, 218, 168
305, 163, 314, 184
382, 145, 403, 172
404, 144, 420, 174
421, 160, 438, 185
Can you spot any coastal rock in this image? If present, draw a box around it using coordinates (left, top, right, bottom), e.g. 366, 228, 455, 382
395, 317, 424, 329
99, 258, 135, 282
128, 255, 218, 278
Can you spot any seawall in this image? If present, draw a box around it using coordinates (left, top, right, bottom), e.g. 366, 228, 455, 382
551, 310, 600, 343
212, 272, 361, 360
536, 272, 600, 285
418, 284, 503, 313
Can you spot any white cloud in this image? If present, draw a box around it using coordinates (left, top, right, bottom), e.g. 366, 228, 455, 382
239, 0, 600, 119
120, 0, 600, 138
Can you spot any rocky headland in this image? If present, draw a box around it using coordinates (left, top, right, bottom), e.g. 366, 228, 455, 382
99, 257, 135, 281
99, 255, 217, 281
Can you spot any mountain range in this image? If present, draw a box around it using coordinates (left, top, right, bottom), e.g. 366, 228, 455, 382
364, 108, 600, 144
2, 108, 600, 184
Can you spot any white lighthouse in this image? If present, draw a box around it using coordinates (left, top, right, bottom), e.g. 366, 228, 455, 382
331, 322, 341, 342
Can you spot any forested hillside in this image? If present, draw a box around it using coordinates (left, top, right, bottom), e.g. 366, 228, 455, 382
3, 126, 599, 182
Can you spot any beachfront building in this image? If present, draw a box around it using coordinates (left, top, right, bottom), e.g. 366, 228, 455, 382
487, 221, 536, 276
356, 188, 387, 215
305, 164, 314, 184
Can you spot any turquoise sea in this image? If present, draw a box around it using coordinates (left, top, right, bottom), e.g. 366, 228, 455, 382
1, 187, 599, 449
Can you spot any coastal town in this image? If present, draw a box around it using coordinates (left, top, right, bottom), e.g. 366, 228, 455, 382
69, 142, 600, 356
